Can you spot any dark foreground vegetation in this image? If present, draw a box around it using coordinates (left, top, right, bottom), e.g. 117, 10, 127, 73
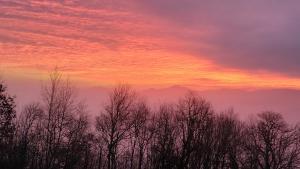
1, 72, 300, 169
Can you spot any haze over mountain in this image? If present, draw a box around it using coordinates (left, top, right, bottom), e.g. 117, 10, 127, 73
5, 77, 300, 124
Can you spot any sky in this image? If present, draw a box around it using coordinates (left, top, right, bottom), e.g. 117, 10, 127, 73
1, 0, 300, 122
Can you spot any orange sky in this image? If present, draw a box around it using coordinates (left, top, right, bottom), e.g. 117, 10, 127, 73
1, 0, 300, 91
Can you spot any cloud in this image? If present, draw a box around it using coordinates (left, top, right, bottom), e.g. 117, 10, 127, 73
1, 0, 300, 90
136, 0, 300, 76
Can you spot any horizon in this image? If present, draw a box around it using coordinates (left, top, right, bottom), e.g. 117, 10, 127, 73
3, 75, 300, 124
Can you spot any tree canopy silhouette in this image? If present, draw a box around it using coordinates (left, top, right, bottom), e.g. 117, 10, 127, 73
0, 82, 16, 169
0, 73, 300, 169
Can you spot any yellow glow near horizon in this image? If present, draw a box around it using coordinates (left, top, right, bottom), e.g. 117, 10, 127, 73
2, 49, 300, 91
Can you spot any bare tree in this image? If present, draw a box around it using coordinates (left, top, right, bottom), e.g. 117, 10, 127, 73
96, 84, 136, 169
175, 92, 214, 169
41, 70, 86, 169
149, 104, 177, 169
16, 103, 44, 169
63, 103, 93, 169
211, 110, 244, 169
10, 71, 96, 169
243, 111, 300, 169
127, 100, 151, 169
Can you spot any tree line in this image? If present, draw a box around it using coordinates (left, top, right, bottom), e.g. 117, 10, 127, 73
1, 71, 300, 169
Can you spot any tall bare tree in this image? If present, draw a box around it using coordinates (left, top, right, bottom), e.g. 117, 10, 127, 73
127, 100, 151, 169
175, 92, 214, 169
41, 70, 88, 169
96, 85, 136, 169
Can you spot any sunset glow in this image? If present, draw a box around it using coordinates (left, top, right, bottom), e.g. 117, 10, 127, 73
1, 0, 300, 91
